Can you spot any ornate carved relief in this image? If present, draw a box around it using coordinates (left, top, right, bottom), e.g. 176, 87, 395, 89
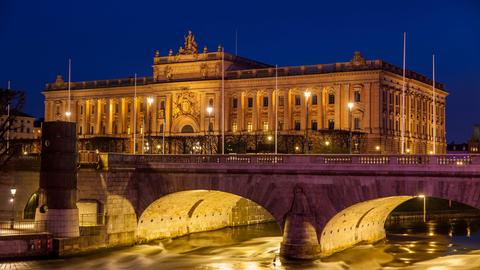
172, 91, 199, 121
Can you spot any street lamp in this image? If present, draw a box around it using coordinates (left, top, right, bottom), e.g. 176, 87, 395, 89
375, 145, 381, 152
418, 194, 426, 222
147, 97, 154, 154
304, 90, 311, 154
10, 187, 16, 229
207, 106, 213, 154
65, 111, 71, 118
347, 102, 354, 154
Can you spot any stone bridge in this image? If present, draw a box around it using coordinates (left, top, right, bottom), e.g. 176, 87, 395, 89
75, 152, 480, 259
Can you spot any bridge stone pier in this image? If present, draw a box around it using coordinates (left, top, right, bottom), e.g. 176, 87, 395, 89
75, 153, 480, 259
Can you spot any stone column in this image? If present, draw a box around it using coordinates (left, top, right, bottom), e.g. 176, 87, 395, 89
35, 122, 79, 238
280, 186, 320, 260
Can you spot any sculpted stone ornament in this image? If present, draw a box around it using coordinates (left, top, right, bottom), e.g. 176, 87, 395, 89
52, 74, 66, 89
200, 63, 208, 78
351, 51, 366, 66
172, 91, 199, 120
164, 65, 173, 81
184, 30, 198, 54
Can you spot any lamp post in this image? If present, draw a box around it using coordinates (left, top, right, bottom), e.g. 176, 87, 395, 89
347, 102, 354, 154
10, 186, 16, 229
147, 97, 154, 154
207, 106, 213, 154
162, 118, 166, 155
304, 90, 311, 154
418, 194, 426, 222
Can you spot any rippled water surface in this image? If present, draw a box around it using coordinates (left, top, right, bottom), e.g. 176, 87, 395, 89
5, 219, 480, 269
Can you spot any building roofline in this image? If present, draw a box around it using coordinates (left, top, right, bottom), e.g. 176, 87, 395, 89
44, 59, 445, 92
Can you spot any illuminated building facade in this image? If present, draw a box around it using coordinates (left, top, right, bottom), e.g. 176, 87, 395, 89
43, 31, 447, 154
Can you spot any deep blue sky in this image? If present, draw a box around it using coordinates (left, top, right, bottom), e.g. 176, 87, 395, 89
1, 0, 479, 142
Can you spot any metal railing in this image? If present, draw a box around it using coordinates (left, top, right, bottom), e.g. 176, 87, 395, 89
0, 220, 47, 235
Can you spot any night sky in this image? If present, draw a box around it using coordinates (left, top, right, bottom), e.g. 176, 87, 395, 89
0, 0, 478, 142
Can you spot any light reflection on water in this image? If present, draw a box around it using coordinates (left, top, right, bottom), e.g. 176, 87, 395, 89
6, 219, 480, 270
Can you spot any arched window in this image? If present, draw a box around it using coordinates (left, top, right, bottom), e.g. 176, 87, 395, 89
181, 125, 194, 133
328, 93, 335, 105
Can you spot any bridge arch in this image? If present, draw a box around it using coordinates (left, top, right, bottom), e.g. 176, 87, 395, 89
136, 190, 277, 242
319, 195, 480, 257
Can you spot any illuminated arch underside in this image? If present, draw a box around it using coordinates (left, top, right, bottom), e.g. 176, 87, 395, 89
137, 190, 274, 242
320, 196, 414, 256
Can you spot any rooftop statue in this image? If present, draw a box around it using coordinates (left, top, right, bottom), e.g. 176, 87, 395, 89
184, 30, 198, 54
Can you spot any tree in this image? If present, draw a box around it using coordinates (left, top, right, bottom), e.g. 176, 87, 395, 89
0, 88, 26, 170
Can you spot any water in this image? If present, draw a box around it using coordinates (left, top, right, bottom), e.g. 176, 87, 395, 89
4, 219, 480, 270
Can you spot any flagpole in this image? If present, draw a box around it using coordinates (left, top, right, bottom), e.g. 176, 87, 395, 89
275, 65, 278, 155
401, 32, 406, 154
6, 81, 11, 153
221, 46, 225, 154
432, 52, 436, 155
133, 73, 137, 154
67, 58, 71, 119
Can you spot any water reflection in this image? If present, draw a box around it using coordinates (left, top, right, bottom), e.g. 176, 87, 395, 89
5, 219, 480, 269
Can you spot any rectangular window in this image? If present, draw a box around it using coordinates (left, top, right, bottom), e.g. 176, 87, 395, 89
295, 95, 301, 106
354, 91, 361, 102
263, 96, 269, 107
278, 121, 284, 131
127, 103, 131, 113
80, 105, 83, 115
328, 94, 335, 105
232, 121, 237, 132
311, 120, 318, 131
160, 100, 165, 110
91, 105, 95, 115
140, 103, 144, 112
247, 97, 253, 108
115, 104, 119, 113
232, 98, 238, 109
294, 120, 301, 131
247, 122, 253, 132
279, 96, 285, 107
312, 95, 318, 105
354, 118, 361, 130
263, 121, 269, 131
328, 119, 335, 130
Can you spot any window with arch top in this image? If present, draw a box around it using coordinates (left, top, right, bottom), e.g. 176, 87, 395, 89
328, 93, 335, 105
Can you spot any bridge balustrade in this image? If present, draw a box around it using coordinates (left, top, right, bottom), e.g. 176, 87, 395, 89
76, 151, 480, 169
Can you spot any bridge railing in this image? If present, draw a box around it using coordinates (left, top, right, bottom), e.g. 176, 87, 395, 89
85, 153, 480, 168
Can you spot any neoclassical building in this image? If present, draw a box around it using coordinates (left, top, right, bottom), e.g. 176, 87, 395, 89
43, 31, 447, 154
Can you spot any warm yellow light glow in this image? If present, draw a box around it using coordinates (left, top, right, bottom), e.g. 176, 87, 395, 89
375, 145, 380, 151
429, 150, 434, 155
418, 194, 425, 198
10, 187, 16, 196
156, 144, 161, 149
325, 141, 330, 146
23, 151, 28, 155
206, 106, 213, 114
95, 149, 99, 154
267, 135, 273, 141
65, 111, 71, 117
406, 148, 411, 153
347, 102, 354, 110
147, 97, 154, 105
295, 146, 299, 151
304, 90, 311, 99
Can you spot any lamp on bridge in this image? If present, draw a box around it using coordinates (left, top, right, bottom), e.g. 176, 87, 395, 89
147, 97, 154, 154
207, 106, 213, 154
304, 90, 311, 154
347, 102, 354, 154
10, 186, 16, 229
417, 194, 426, 223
